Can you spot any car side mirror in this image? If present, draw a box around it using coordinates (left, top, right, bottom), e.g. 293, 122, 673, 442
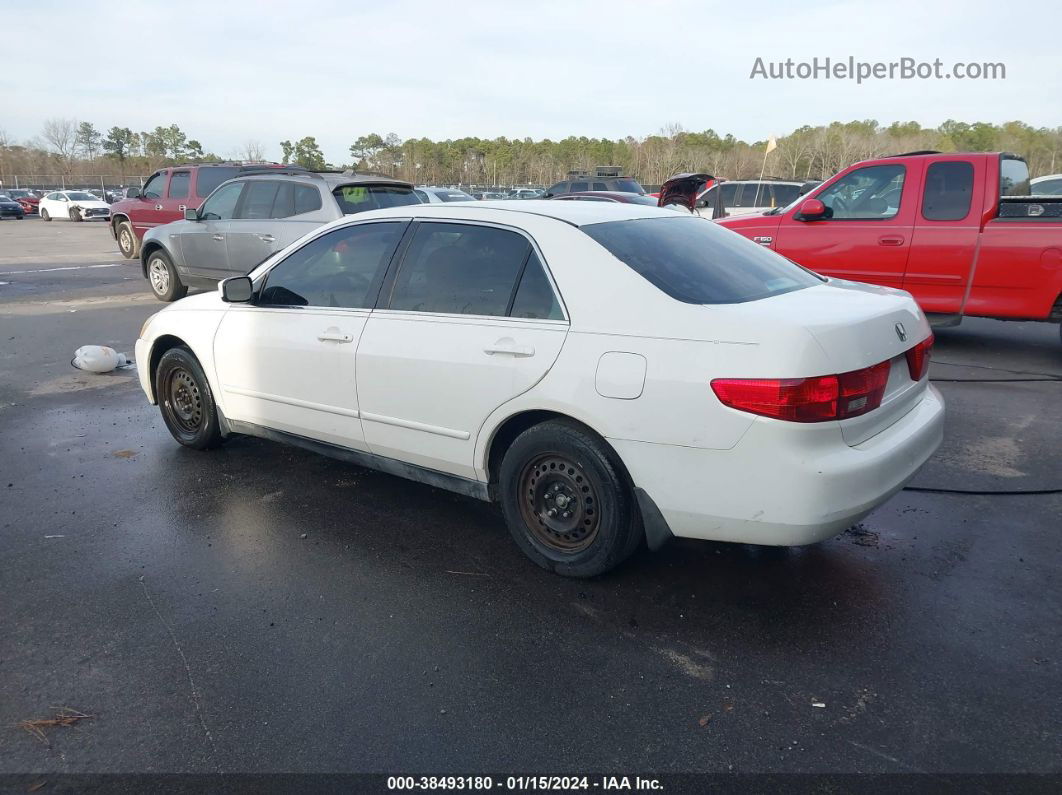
184, 207, 199, 221
220, 276, 253, 303
796, 198, 827, 221
127, 187, 140, 199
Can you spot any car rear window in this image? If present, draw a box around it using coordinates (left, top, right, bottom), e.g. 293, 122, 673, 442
581, 216, 820, 304
196, 167, 239, 198
333, 185, 420, 213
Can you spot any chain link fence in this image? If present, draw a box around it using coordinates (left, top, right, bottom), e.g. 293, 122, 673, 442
0, 175, 149, 193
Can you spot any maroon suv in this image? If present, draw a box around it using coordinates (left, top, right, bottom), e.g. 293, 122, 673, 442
109, 163, 298, 259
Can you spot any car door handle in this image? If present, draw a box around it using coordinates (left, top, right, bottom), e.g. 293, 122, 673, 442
257, 234, 275, 243
484, 340, 535, 357
878, 235, 905, 246
154, 204, 163, 211
178, 204, 187, 212
212, 234, 225, 241
317, 329, 354, 343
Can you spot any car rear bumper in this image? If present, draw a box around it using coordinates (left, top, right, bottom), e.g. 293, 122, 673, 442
611, 385, 944, 546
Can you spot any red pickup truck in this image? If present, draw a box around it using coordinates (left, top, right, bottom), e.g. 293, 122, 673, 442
711, 152, 1062, 340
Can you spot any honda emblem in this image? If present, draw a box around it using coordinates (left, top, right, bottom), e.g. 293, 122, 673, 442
895, 322, 908, 342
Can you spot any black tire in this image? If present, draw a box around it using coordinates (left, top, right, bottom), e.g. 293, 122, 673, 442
70, 208, 83, 222
498, 420, 643, 577
116, 220, 138, 258
146, 249, 188, 302
155, 347, 223, 450
41, 208, 51, 222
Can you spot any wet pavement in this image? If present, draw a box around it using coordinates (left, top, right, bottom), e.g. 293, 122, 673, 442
1, 217, 1060, 774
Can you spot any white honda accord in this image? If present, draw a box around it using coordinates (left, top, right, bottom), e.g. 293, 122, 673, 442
135, 201, 943, 577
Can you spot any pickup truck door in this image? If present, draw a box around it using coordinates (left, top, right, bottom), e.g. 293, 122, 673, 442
773, 162, 918, 289
128, 170, 170, 237
904, 157, 984, 315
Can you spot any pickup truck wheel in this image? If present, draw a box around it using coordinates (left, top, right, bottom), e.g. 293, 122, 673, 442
69, 208, 83, 222
116, 220, 138, 258
147, 250, 188, 302
41, 208, 51, 222
499, 420, 643, 577
155, 347, 223, 450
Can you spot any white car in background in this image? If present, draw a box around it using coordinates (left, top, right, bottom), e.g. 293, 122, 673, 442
1031, 174, 1062, 195
695, 179, 804, 219
414, 186, 476, 203
38, 190, 112, 222
135, 201, 943, 577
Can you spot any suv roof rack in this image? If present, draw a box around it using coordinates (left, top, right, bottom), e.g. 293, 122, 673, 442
236, 167, 320, 179
885, 150, 941, 158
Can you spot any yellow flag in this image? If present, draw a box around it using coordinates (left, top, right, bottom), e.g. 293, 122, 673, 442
765, 135, 778, 155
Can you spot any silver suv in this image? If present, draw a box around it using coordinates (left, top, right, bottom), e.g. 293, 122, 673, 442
140, 170, 420, 301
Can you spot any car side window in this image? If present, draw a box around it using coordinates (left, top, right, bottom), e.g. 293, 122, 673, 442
294, 184, 322, 215
168, 171, 190, 199
546, 182, 566, 196
570, 182, 589, 192
237, 181, 280, 220
815, 165, 905, 220
388, 223, 532, 317
259, 222, 405, 309
199, 182, 244, 221
720, 183, 740, 207
593, 182, 607, 191
734, 184, 770, 208
509, 252, 563, 320
922, 161, 974, 221
142, 173, 167, 200
195, 167, 239, 198
414, 189, 430, 202
1034, 178, 1062, 195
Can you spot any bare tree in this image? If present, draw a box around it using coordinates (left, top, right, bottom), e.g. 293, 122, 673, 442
241, 140, 265, 162
41, 118, 78, 170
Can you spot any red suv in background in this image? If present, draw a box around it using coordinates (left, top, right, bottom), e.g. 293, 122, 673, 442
109, 163, 298, 259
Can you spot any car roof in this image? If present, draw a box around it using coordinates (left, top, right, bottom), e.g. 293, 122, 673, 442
232, 172, 413, 188
1031, 174, 1062, 181
337, 199, 674, 227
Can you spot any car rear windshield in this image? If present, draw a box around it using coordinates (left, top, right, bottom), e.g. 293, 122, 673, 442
333, 185, 420, 213
581, 216, 820, 304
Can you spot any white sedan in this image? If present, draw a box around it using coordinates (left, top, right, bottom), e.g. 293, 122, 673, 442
135, 201, 944, 577
39, 190, 112, 222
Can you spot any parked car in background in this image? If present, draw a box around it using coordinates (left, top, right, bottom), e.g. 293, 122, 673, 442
110, 162, 301, 260
135, 200, 942, 577
139, 171, 418, 301
413, 186, 476, 203
1031, 174, 1062, 195
473, 191, 509, 200
5, 189, 40, 214
716, 151, 1062, 339
544, 177, 644, 197
508, 188, 545, 199
0, 194, 26, 219
550, 191, 659, 205
38, 191, 111, 222
694, 179, 804, 219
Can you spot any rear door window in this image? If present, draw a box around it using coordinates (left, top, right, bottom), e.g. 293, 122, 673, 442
509, 252, 563, 319
294, 184, 322, 214
582, 216, 820, 304
921, 161, 974, 221
719, 183, 740, 207
237, 181, 280, 219
168, 171, 190, 199
195, 167, 239, 198
388, 222, 532, 316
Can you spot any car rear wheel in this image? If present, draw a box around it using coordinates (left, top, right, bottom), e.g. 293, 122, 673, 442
146, 250, 188, 302
116, 220, 138, 258
41, 208, 51, 222
155, 347, 223, 450
498, 420, 643, 577
69, 208, 83, 222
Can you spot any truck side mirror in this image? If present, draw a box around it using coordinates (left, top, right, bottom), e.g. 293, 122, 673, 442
796, 198, 827, 221
127, 187, 140, 199
220, 276, 253, 303
184, 207, 199, 221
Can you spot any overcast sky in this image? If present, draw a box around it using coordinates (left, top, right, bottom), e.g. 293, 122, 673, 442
3, 0, 1058, 163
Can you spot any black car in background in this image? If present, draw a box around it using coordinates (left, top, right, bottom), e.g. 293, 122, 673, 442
0, 194, 26, 219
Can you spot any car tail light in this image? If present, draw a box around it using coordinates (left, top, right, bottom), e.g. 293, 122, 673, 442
905, 333, 934, 381
711, 360, 891, 423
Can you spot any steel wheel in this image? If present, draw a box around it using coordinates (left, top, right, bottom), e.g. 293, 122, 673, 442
164, 367, 203, 434
149, 256, 170, 296
518, 453, 600, 553
118, 224, 135, 256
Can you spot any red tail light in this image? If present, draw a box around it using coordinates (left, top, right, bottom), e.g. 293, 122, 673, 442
711, 360, 891, 423
905, 333, 934, 381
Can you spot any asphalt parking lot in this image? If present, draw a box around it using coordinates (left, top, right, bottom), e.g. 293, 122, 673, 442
1, 216, 1059, 776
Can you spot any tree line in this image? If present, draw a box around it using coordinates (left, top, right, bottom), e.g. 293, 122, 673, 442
2, 118, 1060, 187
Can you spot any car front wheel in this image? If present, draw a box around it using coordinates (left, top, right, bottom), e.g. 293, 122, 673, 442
69, 208, 83, 222
116, 220, 138, 258
41, 208, 51, 222
498, 420, 643, 577
146, 250, 188, 302
155, 347, 223, 450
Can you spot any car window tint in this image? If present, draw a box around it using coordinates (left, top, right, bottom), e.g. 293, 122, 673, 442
199, 182, 244, 220
720, 183, 740, 207
389, 222, 531, 316
142, 173, 167, 199
816, 164, 905, 219
1033, 178, 1062, 195
414, 189, 430, 202
271, 182, 295, 218
294, 184, 322, 214
509, 252, 563, 320
922, 161, 974, 221
771, 184, 800, 207
237, 181, 279, 220
333, 185, 420, 214
570, 182, 589, 192
582, 216, 820, 304
611, 178, 642, 194
168, 171, 190, 199
259, 222, 405, 308
734, 184, 770, 207
593, 182, 607, 191
999, 156, 1030, 196
546, 182, 566, 196
195, 167, 238, 198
